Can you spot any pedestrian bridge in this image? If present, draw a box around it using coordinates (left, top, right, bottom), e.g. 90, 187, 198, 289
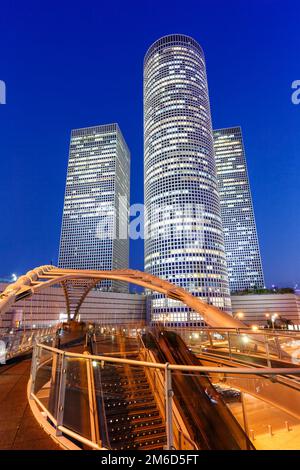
0, 265, 244, 328
1, 267, 300, 450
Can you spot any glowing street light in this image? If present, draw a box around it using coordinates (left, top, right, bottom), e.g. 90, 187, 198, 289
241, 335, 249, 344
265, 313, 271, 328
271, 313, 278, 329
234, 312, 244, 320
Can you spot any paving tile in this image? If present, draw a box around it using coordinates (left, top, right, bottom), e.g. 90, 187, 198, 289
14, 424, 50, 444
0, 429, 18, 447
19, 412, 37, 427
0, 418, 22, 431
0, 359, 60, 450
0, 388, 15, 400
0, 404, 27, 419
12, 437, 60, 450
0, 337, 83, 450
0, 376, 20, 386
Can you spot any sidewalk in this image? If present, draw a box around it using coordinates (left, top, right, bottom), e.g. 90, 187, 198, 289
0, 328, 85, 450
228, 392, 300, 450
0, 359, 60, 449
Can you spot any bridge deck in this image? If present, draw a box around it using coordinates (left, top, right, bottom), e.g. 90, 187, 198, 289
0, 327, 85, 450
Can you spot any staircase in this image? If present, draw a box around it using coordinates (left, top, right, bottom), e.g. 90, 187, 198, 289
94, 337, 167, 450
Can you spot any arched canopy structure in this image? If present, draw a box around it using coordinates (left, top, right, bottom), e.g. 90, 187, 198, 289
0, 265, 246, 328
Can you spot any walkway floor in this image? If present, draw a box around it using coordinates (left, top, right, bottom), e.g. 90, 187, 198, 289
0, 359, 60, 450
0, 328, 85, 450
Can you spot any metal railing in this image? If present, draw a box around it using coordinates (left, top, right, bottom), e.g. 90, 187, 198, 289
0, 326, 58, 364
29, 341, 300, 450
138, 333, 197, 450
164, 326, 300, 367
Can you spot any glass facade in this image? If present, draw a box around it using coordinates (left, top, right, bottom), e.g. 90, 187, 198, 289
58, 124, 130, 292
144, 35, 231, 323
213, 127, 264, 292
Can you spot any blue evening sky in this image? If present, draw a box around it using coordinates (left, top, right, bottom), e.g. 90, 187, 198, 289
0, 0, 299, 287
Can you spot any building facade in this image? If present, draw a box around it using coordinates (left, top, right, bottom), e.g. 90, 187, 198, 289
213, 127, 264, 292
144, 34, 231, 323
0, 283, 146, 333
231, 293, 300, 327
58, 124, 130, 292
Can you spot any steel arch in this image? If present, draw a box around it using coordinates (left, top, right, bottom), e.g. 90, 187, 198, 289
0, 265, 245, 328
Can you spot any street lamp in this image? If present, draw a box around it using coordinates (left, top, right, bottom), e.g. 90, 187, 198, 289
234, 312, 244, 320
271, 314, 278, 329
265, 313, 270, 328
241, 334, 249, 344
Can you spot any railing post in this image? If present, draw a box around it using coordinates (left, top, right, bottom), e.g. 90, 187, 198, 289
164, 363, 174, 450
264, 335, 272, 368
20, 332, 26, 351
30, 343, 40, 396
227, 332, 232, 360
268, 424, 273, 436
84, 352, 101, 447
274, 336, 282, 360
56, 352, 67, 436
285, 421, 290, 432
179, 427, 182, 450
153, 369, 157, 392
208, 331, 213, 348
241, 392, 249, 438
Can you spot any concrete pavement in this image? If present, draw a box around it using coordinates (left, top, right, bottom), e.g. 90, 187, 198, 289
0, 359, 60, 450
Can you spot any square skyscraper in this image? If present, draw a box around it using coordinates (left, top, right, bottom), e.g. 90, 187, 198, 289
58, 123, 130, 293
213, 127, 264, 292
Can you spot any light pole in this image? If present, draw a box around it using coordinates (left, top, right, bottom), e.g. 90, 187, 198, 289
234, 312, 244, 320
271, 313, 278, 329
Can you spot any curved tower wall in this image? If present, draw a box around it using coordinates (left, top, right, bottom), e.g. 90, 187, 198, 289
144, 34, 231, 323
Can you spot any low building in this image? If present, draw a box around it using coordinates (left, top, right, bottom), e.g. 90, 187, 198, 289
0, 283, 146, 333
231, 293, 300, 327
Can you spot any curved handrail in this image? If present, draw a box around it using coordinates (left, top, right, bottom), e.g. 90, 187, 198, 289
30, 341, 300, 451
35, 342, 300, 376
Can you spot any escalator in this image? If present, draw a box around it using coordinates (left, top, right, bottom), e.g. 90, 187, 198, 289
144, 329, 255, 450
